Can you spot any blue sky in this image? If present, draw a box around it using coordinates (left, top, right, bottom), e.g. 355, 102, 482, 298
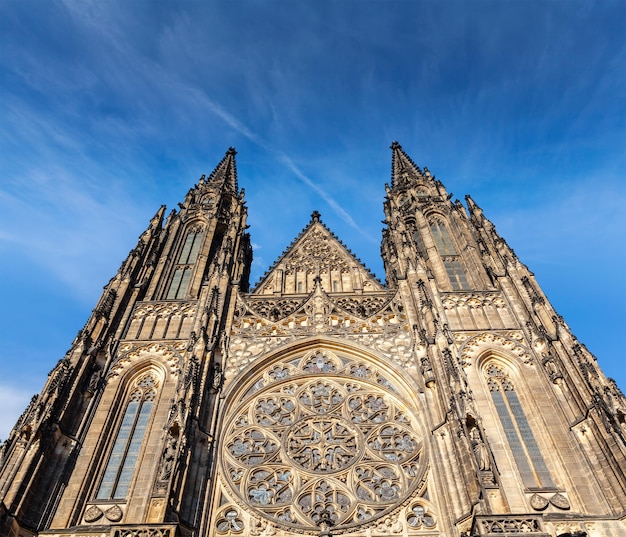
1, 0, 624, 439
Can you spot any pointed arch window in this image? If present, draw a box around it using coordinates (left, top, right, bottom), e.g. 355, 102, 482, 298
429, 218, 470, 290
486, 364, 554, 488
415, 187, 429, 199
96, 373, 158, 500
166, 227, 203, 300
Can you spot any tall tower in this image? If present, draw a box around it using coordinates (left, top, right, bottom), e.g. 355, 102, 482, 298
1, 145, 625, 537
0, 148, 252, 537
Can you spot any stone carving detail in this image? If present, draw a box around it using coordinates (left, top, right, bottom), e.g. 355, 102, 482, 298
374, 512, 403, 534
541, 353, 563, 384
549, 492, 570, 510
473, 516, 544, 534
460, 332, 532, 367
454, 330, 524, 347
441, 292, 515, 330
216, 508, 244, 533
113, 527, 173, 537
469, 424, 497, 487
220, 350, 425, 532
419, 355, 435, 387
126, 301, 198, 341
406, 502, 436, 529
529, 492, 571, 511
250, 518, 277, 536
47, 357, 73, 396
108, 343, 183, 378
83, 505, 103, 523
552, 521, 589, 537
105, 504, 123, 522
95, 288, 117, 320
154, 431, 178, 492
228, 291, 414, 379
334, 295, 394, 318
530, 493, 549, 510
283, 229, 351, 274
246, 299, 303, 320
80, 502, 128, 527
287, 417, 360, 473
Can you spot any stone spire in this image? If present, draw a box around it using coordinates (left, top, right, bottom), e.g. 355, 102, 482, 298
204, 146, 238, 193
390, 140, 424, 189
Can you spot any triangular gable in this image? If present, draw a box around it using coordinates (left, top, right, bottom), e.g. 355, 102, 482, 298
252, 211, 383, 296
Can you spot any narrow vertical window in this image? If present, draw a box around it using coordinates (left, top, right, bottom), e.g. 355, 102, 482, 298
411, 229, 426, 256
429, 218, 470, 290
487, 364, 553, 488
430, 219, 456, 255
445, 260, 470, 290
166, 228, 203, 299
97, 374, 158, 500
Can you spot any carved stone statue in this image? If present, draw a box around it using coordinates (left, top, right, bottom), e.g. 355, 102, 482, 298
158, 434, 177, 482
212, 362, 223, 391
470, 426, 491, 471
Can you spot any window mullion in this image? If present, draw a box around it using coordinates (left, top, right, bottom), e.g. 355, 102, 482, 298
491, 389, 536, 486
111, 395, 145, 499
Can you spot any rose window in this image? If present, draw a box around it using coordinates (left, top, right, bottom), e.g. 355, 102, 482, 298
221, 351, 426, 532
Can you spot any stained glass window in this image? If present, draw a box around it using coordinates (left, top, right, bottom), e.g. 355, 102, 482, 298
444, 259, 470, 290
166, 229, 203, 299
429, 219, 470, 290
220, 349, 426, 532
96, 374, 157, 500
430, 219, 457, 256
487, 364, 553, 488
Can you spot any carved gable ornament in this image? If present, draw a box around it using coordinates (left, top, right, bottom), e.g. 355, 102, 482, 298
228, 284, 415, 378
252, 216, 383, 295
459, 332, 532, 368
108, 342, 185, 379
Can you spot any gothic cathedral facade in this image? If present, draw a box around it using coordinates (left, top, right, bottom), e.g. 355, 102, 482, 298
1, 145, 625, 537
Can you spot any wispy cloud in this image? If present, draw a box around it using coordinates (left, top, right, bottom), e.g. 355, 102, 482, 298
176, 86, 366, 234
276, 154, 358, 229
1, 0, 624, 435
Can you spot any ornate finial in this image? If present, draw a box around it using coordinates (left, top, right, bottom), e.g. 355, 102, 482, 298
390, 141, 401, 150
317, 508, 334, 537
227, 147, 237, 155
311, 210, 321, 222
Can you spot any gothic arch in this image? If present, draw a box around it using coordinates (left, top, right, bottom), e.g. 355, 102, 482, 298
90, 366, 164, 505
224, 336, 420, 400
422, 208, 450, 221
460, 332, 532, 368
108, 342, 184, 379
163, 220, 207, 300
180, 217, 208, 231
215, 338, 429, 533
420, 214, 471, 291
474, 354, 556, 491
171, 219, 208, 259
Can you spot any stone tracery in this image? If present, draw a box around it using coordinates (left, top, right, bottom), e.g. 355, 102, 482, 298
220, 349, 426, 532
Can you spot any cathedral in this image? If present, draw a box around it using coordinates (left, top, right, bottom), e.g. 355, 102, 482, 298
1, 144, 625, 537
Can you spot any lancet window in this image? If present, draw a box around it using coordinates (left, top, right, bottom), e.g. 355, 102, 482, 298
166, 227, 203, 300
486, 364, 553, 488
96, 373, 158, 500
429, 218, 470, 290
